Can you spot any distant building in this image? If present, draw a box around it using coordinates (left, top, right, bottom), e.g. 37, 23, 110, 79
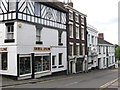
87, 25, 98, 70
64, 2, 88, 74
97, 33, 115, 69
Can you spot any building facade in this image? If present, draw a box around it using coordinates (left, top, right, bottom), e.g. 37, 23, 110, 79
97, 34, 115, 69
87, 25, 98, 70
0, 0, 67, 80
64, 2, 88, 74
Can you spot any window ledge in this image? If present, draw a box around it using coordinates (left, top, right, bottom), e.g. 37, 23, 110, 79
58, 65, 64, 68
36, 41, 43, 44
52, 66, 57, 68
58, 43, 63, 46
4, 39, 15, 43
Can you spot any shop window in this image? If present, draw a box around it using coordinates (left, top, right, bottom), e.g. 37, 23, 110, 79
0, 52, 7, 70
52, 56, 56, 66
20, 57, 31, 75
34, 56, 50, 72
59, 53, 62, 65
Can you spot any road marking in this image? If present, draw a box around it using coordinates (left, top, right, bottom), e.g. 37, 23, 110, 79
65, 82, 78, 86
99, 78, 118, 88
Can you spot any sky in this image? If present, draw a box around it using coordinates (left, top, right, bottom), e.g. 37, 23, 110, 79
60, 0, 119, 44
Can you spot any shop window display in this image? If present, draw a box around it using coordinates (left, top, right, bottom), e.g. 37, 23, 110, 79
0, 52, 7, 70
20, 57, 31, 75
34, 56, 50, 72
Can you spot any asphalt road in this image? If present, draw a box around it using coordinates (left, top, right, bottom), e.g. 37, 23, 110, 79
4, 68, 118, 89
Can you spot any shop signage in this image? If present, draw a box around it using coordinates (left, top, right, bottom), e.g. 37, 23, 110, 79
0, 47, 8, 52
34, 47, 50, 52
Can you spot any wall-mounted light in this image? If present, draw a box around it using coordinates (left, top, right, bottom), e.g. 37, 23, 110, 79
18, 24, 22, 28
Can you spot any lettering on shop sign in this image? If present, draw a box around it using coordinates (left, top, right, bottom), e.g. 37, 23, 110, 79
0, 47, 8, 52
34, 47, 50, 52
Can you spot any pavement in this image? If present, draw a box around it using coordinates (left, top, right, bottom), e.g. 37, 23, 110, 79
0, 68, 119, 89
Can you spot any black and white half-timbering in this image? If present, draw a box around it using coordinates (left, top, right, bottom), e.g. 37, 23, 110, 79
0, 0, 67, 80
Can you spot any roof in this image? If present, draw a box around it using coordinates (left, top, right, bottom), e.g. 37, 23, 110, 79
98, 38, 114, 45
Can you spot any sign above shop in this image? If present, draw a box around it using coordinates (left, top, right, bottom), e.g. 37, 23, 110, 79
34, 47, 50, 52
0, 47, 8, 52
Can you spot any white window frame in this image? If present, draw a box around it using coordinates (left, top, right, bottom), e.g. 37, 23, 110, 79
76, 25, 79, 39
69, 42, 74, 56
81, 26, 84, 40
75, 14, 79, 22
69, 22, 73, 38
82, 44, 85, 56
76, 43, 80, 56
69, 10, 73, 20
6, 25, 14, 39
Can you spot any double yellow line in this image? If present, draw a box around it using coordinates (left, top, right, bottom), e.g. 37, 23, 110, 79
99, 78, 119, 88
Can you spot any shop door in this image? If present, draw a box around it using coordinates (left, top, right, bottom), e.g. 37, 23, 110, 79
70, 61, 72, 74
106, 58, 108, 68
98, 58, 100, 69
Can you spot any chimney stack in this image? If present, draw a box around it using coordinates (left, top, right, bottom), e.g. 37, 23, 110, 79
98, 33, 104, 40
65, 0, 73, 7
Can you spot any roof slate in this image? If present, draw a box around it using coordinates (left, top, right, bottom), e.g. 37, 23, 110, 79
98, 38, 114, 45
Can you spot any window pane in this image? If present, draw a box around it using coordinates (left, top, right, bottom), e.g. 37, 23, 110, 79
1, 53, 7, 70
43, 56, 50, 71
52, 56, 56, 66
20, 57, 31, 75
59, 53, 62, 65
34, 56, 42, 72
7, 33, 13, 39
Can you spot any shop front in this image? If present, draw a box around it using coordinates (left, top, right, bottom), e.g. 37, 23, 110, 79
76, 57, 84, 73
18, 47, 51, 80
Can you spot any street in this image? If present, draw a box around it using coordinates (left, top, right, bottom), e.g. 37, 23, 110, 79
2, 68, 119, 89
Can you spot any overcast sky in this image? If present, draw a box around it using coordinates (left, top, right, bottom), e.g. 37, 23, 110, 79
60, 0, 119, 44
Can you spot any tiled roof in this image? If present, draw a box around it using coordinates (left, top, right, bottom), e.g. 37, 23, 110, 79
98, 38, 114, 45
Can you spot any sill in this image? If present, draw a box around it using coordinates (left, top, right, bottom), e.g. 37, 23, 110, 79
36, 41, 43, 44
52, 66, 57, 68
58, 43, 63, 46
4, 39, 15, 43
58, 65, 64, 68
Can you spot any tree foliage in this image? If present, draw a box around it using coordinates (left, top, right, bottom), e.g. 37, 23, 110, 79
115, 45, 120, 60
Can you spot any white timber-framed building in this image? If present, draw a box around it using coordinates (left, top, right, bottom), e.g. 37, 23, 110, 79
0, 0, 67, 80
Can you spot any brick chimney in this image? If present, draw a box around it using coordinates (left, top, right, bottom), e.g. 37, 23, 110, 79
98, 33, 104, 40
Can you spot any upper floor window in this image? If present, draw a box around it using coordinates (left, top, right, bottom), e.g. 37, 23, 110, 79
92, 36, 94, 44
9, 1, 16, 11
76, 26, 79, 39
58, 31, 63, 45
69, 24, 73, 38
7, 25, 14, 39
69, 12, 73, 20
76, 44, 80, 56
36, 25, 43, 44
81, 16, 84, 25
87, 34, 90, 45
81, 26, 84, 40
82, 44, 85, 55
75, 15, 79, 22
69, 43, 74, 56
35, 3, 40, 17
